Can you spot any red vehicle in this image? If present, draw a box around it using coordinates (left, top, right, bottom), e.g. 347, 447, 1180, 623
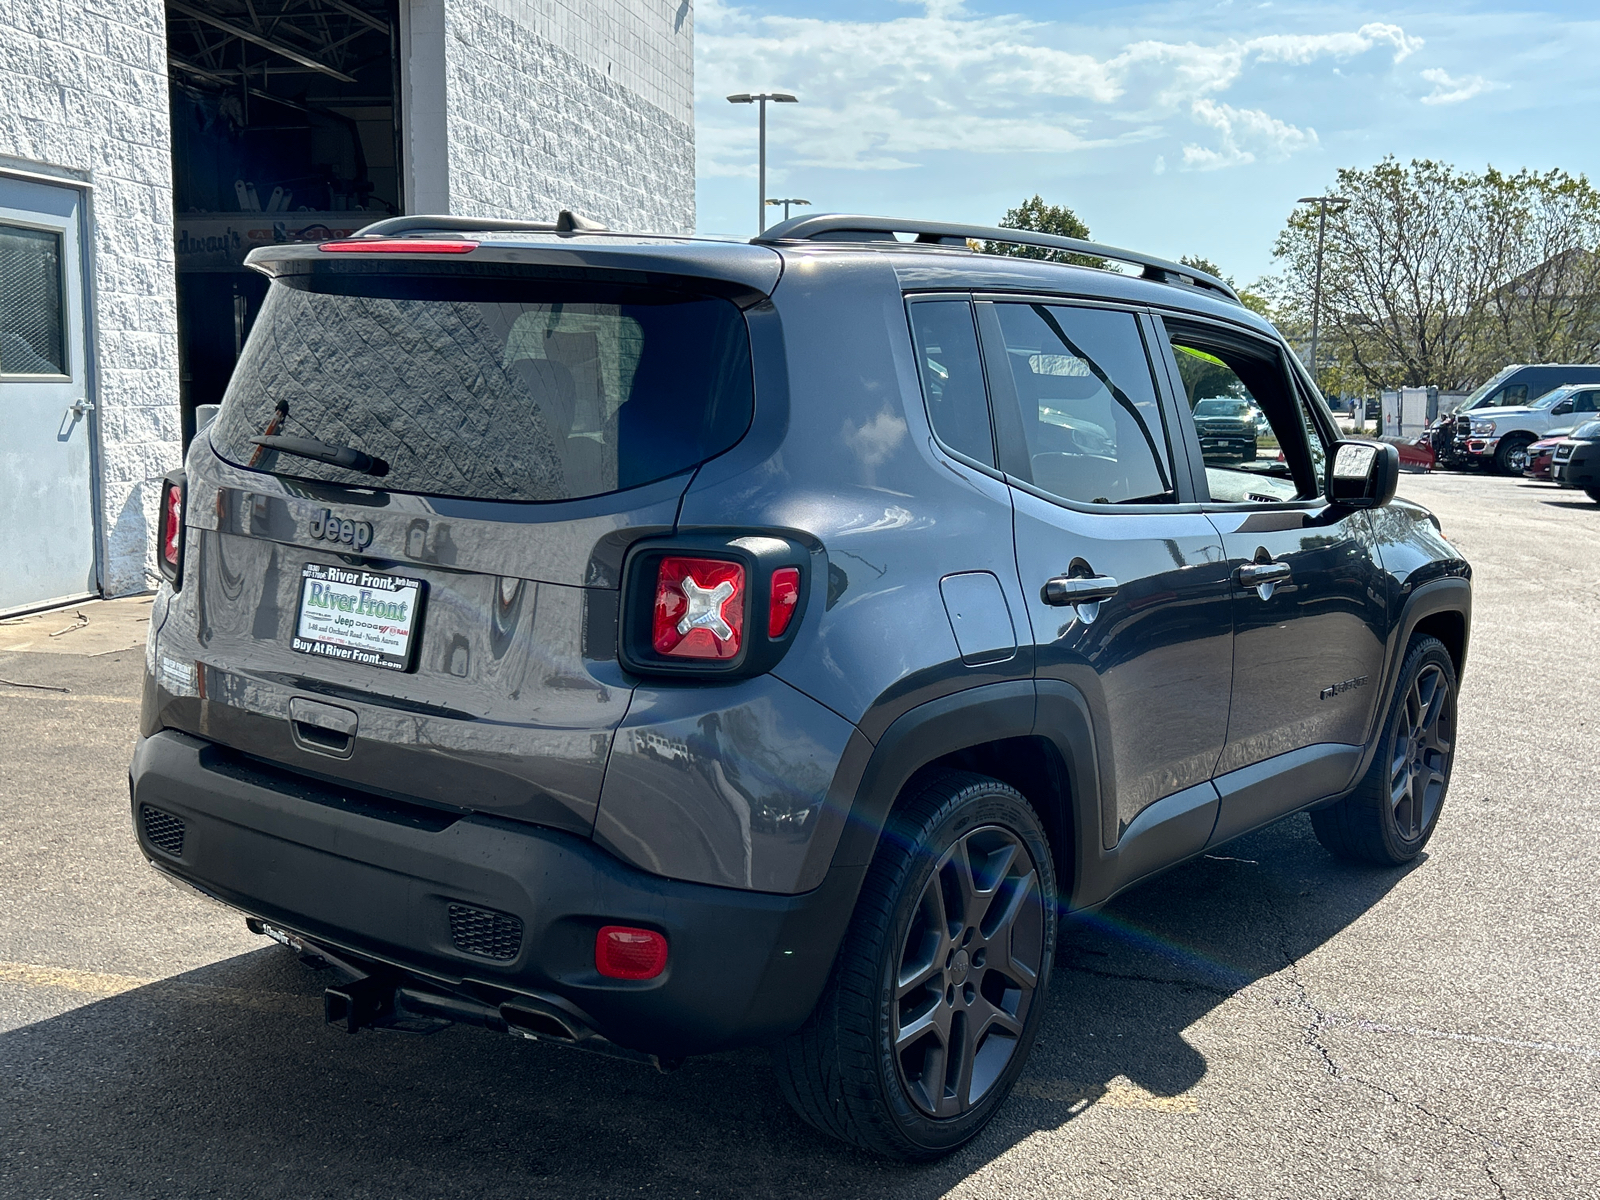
1523, 425, 1581, 481
1382, 435, 1435, 473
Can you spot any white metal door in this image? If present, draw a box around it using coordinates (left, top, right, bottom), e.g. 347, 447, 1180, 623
0, 176, 96, 614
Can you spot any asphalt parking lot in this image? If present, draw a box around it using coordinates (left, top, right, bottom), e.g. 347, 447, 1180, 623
2, 472, 1596, 1199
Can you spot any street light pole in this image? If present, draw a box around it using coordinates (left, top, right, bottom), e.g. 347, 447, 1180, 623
766, 198, 811, 222
727, 92, 798, 234
1297, 195, 1350, 388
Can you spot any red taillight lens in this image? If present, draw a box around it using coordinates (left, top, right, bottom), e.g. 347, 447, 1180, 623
161, 484, 182, 567
317, 239, 478, 253
652, 556, 745, 659
158, 475, 185, 586
595, 926, 668, 980
768, 566, 801, 638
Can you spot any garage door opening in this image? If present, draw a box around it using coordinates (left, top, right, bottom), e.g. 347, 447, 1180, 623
166, 0, 400, 443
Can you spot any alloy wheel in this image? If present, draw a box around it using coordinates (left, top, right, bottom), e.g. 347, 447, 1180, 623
1389, 663, 1454, 840
892, 825, 1045, 1119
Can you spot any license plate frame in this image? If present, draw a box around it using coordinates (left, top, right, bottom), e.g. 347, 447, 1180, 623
292, 563, 425, 672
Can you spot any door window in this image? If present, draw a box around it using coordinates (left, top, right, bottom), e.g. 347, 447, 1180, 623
1167, 327, 1322, 504
988, 303, 1174, 504
907, 299, 995, 467
1574, 390, 1600, 414
0, 224, 67, 376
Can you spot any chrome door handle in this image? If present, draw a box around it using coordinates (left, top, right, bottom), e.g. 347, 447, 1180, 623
1236, 562, 1291, 586
1042, 575, 1119, 606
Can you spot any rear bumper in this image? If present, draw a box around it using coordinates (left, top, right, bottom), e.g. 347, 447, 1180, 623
129, 730, 860, 1057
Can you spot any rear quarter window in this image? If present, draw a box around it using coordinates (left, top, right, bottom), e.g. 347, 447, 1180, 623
209, 267, 754, 502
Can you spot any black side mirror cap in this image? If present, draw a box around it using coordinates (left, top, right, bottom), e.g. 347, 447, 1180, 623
1326, 439, 1399, 509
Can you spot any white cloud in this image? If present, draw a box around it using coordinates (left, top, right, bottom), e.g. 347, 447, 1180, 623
1181, 99, 1317, 170
698, 2, 1418, 175
1419, 67, 1503, 106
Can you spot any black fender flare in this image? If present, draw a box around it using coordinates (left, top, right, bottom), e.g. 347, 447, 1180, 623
1346, 574, 1472, 790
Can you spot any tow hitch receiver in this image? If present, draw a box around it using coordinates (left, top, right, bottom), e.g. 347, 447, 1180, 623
325, 975, 396, 1034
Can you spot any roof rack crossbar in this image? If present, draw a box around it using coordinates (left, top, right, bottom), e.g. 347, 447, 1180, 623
351, 210, 607, 238
753, 214, 1242, 305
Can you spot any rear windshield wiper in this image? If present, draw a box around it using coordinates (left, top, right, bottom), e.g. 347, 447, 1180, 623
250, 435, 389, 478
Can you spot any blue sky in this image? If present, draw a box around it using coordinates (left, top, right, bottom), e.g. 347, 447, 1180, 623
693, 0, 1600, 285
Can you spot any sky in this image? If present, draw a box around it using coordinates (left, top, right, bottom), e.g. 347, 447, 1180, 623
692, 0, 1600, 286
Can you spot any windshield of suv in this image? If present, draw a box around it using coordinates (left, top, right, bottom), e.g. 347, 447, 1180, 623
209, 268, 754, 502
1460, 365, 1520, 410
1194, 399, 1250, 418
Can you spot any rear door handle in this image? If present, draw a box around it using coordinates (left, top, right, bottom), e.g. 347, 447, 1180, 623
1236, 562, 1292, 586
1042, 575, 1119, 606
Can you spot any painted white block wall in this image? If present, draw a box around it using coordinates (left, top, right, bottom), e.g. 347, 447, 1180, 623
0, 0, 182, 596
404, 0, 694, 233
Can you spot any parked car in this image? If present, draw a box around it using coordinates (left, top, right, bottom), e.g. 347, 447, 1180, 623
130, 212, 1472, 1161
1381, 434, 1435, 473
1445, 382, 1600, 474
1434, 369, 1600, 470
1192, 397, 1259, 461
1551, 419, 1600, 501
1522, 425, 1583, 481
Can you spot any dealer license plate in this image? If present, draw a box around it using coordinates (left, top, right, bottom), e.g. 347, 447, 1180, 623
292, 563, 424, 671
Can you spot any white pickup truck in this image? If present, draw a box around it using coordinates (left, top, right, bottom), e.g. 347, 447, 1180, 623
1456, 383, 1600, 473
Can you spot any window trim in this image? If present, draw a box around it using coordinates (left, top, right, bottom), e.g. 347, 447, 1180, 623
0, 217, 72, 381
1153, 311, 1336, 513
902, 293, 1004, 480
973, 294, 1193, 512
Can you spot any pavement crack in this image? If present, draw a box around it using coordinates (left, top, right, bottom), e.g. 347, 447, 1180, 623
1060, 963, 1235, 997
1274, 933, 1513, 1197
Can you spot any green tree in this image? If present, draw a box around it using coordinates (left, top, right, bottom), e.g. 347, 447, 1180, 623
979, 195, 1104, 267
1265, 157, 1600, 393
1179, 255, 1272, 317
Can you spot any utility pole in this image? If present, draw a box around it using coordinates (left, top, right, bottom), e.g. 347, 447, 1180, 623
727, 93, 798, 234
1297, 195, 1350, 389
766, 198, 811, 222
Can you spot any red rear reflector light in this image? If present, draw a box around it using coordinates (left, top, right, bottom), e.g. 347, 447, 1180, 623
595, 926, 668, 980
317, 239, 478, 254
652, 556, 745, 659
769, 566, 801, 638
161, 483, 182, 567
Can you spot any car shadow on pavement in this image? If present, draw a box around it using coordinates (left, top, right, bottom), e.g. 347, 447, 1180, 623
1, 815, 1412, 1200
1538, 497, 1599, 509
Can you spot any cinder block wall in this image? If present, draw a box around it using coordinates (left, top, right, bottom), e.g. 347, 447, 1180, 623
437, 0, 695, 233
0, 0, 182, 596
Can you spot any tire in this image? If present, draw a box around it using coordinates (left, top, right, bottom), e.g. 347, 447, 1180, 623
1494, 434, 1532, 475
1311, 636, 1457, 866
772, 770, 1058, 1160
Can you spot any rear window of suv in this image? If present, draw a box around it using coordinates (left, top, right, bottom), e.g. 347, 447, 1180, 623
209, 267, 754, 502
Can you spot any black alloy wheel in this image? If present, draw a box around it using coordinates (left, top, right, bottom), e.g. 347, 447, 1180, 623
892, 824, 1045, 1119
771, 771, 1057, 1160
1388, 661, 1453, 841
1311, 635, 1458, 865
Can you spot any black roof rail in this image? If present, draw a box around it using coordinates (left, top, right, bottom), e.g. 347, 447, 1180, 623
350, 210, 607, 237
753, 213, 1242, 306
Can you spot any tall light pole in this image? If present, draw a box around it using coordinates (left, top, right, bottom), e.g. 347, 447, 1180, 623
1297, 195, 1350, 386
727, 92, 798, 234
766, 198, 811, 222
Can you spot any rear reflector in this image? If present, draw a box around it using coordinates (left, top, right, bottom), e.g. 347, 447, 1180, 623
769, 566, 801, 638
317, 239, 478, 254
595, 926, 668, 980
652, 556, 745, 659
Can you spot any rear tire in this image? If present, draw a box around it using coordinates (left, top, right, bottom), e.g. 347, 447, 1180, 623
771, 770, 1057, 1160
1494, 434, 1532, 475
1311, 636, 1457, 866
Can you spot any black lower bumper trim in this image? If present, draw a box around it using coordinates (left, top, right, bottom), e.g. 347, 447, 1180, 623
130, 731, 863, 1057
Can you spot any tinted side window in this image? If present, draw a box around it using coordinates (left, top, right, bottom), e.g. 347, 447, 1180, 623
1575, 390, 1599, 413
908, 300, 995, 467
990, 303, 1173, 505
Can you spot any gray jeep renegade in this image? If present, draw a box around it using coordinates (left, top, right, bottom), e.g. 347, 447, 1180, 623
131, 212, 1471, 1160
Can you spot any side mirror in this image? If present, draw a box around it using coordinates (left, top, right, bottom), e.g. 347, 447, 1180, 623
1327, 440, 1399, 509
1553, 401, 1573, 415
